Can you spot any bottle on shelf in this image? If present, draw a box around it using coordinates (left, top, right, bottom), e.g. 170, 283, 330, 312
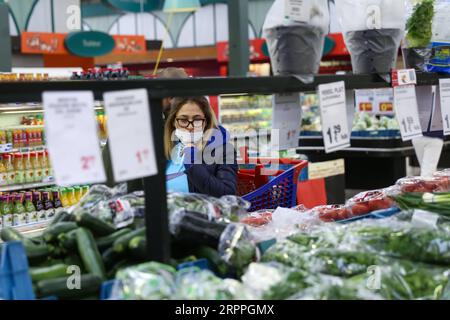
4, 154, 15, 185
12, 194, 25, 226
74, 186, 83, 203
31, 191, 43, 223
13, 153, 25, 185
24, 192, 36, 213
0, 155, 7, 186
31, 152, 42, 183
2, 195, 13, 227
42, 191, 54, 220
24, 152, 34, 184
51, 189, 63, 213
67, 187, 77, 206
43, 151, 52, 180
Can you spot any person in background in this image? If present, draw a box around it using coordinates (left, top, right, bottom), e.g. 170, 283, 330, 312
164, 96, 237, 197
262, 0, 330, 75
156, 67, 189, 119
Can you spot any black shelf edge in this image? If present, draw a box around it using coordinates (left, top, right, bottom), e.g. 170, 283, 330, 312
1, 73, 449, 103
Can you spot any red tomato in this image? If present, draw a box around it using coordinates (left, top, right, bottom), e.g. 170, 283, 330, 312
350, 202, 370, 216
368, 198, 393, 211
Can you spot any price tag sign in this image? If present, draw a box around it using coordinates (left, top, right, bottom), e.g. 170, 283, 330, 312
393, 85, 423, 141
439, 79, 450, 135
285, 0, 311, 23
103, 89, 158, 182
271, 92, 302, 151
355, 89, 375, 113
318, 81, 350, 153
374, 88, 394, 114
392, 69, 417, 87
43, 91, 106, 185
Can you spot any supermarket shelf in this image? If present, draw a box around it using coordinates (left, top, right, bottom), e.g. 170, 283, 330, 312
0, 181, 55, 192
3, 73, 450, 103
0, 145, 46, 154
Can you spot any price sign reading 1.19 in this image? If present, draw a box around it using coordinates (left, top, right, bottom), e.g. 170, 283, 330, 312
318, 81, 351, 153
103, 89, 158, 182
393, 85, 423, 141
43, 91, 106, 186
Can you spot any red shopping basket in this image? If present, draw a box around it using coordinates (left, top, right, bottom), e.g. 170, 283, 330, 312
237, 147, 308, 212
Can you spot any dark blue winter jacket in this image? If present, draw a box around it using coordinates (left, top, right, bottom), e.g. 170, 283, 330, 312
180, 126, 238, 197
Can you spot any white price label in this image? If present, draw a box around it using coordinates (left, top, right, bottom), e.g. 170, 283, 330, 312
393, 85, 423, 141
285, 0, 311, 23
374, 88, 394, 115
318, 81, 350, 153
439, 79, 450, 135
43, 91, 106, 186
103, 89, 158, 182
271, 92, 302, 151
366, 5, 381, 30
355, 89, 375, 113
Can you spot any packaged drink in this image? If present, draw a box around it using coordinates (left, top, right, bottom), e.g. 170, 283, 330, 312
24, 152, 34, 183
43, 151, 51, 180
42, 192, 54, 220
21, 129, 27, 148
0, 130, 6, 144
2, 195, 14, 227
82, 185, 90, 197
31, 152, 42, 182
60, 189, 70, 207
0, 155, 7, 186
51, 190, 63, 213
0, 195, 4, 229
4, 154, 15, 185
13, 153, 25, 185
74, 186, 83, 203
30, 192, 42, 223
24, 192, 36, 213
6, 130, 12, 144
12, 194, 25, 226
67, 187, 77, 206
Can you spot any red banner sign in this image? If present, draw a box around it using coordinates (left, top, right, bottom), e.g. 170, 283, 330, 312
112, 35, 146, 54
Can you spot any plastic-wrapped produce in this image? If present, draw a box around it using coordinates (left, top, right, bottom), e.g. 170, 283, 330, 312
174, 268, 255, 300
218, 224, 259, 275
403, 0, 435, 70
71, 184, 127, 221
241, 262, 314, 300
167, 192, 250, 223
110, 262, 177, 300
335, 0, 406, 73
346, 189, 396, 214
342, 220, 450, 265
395, 176, 450, 193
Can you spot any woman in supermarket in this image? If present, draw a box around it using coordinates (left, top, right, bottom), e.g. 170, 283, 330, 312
164, 96, 238, 197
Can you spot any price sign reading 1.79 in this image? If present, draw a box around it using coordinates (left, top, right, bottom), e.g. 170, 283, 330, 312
318, 81, 351, 153
393, 85, 423, 141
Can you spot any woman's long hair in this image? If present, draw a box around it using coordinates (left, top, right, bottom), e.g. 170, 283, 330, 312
164, 96, 218, 159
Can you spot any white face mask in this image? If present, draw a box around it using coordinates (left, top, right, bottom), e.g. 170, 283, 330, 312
175, 129, 204, 146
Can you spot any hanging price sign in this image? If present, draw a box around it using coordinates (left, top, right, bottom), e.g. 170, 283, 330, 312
271, 92, 302, 151
439, 79, 450, 136
318, 81, 350, 153
393, 85, 423, 141
103, 89, 158, 182
43, 91, 106, 185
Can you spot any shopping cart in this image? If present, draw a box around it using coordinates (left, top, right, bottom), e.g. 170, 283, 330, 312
237, 147, 308, 212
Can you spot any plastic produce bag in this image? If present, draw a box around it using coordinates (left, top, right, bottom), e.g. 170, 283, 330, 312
241, 262, 314, 300
170, 210, 228, 249
395, 176, 450, 193
335, 0, 406, 73
341, 219, 450, 265
110, 262, 177, 300
218, 224, 259, 275
346, 189, 396, 215
109, 193, 146, 229
70, 184, 128, 223
167, 192, 250, 223
174, 268, 255, 300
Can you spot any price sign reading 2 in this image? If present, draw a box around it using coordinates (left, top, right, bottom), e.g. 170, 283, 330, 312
81, 156, 96, 171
